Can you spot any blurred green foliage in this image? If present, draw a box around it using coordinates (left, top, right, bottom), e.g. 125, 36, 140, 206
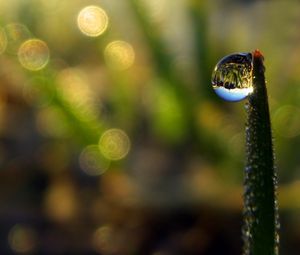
0, 0, 300, 254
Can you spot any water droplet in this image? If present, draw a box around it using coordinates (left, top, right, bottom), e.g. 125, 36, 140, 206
212, 52, 253, 102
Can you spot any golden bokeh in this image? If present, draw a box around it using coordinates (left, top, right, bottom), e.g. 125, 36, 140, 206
18, 39, 50, 71
56, 68, 99, 121
0, 27, 7, 54
79, 145, 110, 176
57, 68, 90, 102
104, 40, 135, 70
92, 225, 114, 253
44, 180, 78, 222
8, 225, 37, 253
99, 128, 130, 161
77, 5, 109, 37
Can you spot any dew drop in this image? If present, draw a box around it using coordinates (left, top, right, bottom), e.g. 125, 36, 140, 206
212, 52, 253, 102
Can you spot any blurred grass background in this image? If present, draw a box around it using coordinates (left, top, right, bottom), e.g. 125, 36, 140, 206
0, 0, 300, 254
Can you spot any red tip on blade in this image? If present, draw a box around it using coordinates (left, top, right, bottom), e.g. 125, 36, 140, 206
253, 49, 264, 59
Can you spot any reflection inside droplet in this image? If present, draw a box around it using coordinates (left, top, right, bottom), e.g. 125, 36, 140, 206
79, 145, 110, 176
77, 5, 109, 37
214, 86, 253, 102
99, 128, 130, 160
104, 40, 135, 70
212, 52, 253, 102
18, 39, 50, 71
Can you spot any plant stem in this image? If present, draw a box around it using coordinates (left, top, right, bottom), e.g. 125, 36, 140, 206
243, 50, 279, 255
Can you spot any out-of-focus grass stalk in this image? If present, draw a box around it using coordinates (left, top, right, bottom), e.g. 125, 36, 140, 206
188, 0, 211, 98
27, 70, 105, 145
129, 0, 234, 162
128, 0, 193, 101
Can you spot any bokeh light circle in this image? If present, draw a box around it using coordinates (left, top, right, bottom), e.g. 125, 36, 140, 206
99, 128, 130, 160
79, 145, 110, 176
18, 39, 50, 71
77, 5, 109, 37
92, 225, 114, 253
44, 180, 78, 222
4, 23, 31, 54
104, 40, 135, 70
8, 224, 37, 253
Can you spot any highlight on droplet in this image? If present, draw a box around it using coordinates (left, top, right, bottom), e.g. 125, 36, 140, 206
79, 145, 110, 176
77, 5, 109, 37
18, 39, 50, 71
104, 40, 135, 70
99, 128, 130, 160
0, 27, 7, 54
8, 224, 37, 253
